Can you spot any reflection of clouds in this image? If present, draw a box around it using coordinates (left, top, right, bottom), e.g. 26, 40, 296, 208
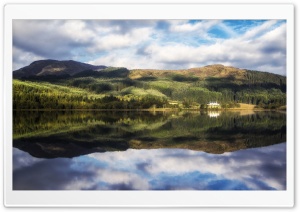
13, 143, 286, 190
13, 155, 97, 190
94, 169, 149, 190
13, 149, 149, 190
13, 148, 44, 171
88, 143, 286, 190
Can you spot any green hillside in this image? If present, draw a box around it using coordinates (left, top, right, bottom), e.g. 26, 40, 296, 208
13, 64, 286, 110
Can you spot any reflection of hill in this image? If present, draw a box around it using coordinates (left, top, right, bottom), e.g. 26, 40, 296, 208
13, 111, 168, 139
13, 111, 286, 158
129, 133, 285, 154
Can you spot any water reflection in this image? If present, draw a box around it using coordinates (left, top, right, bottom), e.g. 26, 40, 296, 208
13, 111, 286, 190
207, 111, 221, 118
13, 111, 286, 158
13, 142, 286, 190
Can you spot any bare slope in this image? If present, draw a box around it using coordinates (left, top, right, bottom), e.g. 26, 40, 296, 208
130, 64, 246, 80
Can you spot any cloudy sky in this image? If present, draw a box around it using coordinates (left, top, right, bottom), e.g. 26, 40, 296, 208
13, 143, 286, 190
13, 20, 286, 75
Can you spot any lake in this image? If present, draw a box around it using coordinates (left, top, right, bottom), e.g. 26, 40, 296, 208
13, 110, 286, 190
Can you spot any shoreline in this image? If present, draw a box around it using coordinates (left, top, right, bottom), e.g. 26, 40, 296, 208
13, 108, 286, 112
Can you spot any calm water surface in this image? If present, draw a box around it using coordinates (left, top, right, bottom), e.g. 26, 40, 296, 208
13, 110, 286, 190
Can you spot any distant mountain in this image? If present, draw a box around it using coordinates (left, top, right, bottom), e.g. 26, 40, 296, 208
130, 64, 244, 79
13, 59, 107, 78
14, 60, 285, 84
130, 64, 283, 82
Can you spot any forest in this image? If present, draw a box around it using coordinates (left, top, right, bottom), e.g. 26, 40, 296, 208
13, 66, 286, 110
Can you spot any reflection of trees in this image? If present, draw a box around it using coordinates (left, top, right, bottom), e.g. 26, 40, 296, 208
13, 111, 170, 139
13, 111, 286, 158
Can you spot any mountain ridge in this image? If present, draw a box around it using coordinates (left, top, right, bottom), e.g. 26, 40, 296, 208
13, 59, 286, 79
13, 59, 107, 78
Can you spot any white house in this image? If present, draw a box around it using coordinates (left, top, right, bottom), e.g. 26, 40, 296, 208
207, 102, 221, 109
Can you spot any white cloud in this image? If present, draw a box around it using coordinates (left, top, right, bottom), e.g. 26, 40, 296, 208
90, 27, 152, 52
88, 49, 161, 69
61, 20, 95, 43
13, 20, 86, 67
13, 46, 45, 70
169, 20, 220, 33
260, 22, 286, 41
145, 44, 198, 63
217, 22, 238, 37
242, 20, 278, 40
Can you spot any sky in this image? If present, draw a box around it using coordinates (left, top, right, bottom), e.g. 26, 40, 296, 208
13, 20, 286, 75
13, 143, 286, 190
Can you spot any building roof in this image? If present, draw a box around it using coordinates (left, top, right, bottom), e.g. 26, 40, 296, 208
207, 102, 220, 106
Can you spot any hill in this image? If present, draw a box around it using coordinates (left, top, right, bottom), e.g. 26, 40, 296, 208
13, 59, 107, 78
130, 64, 246, 79
13, 60, 286, 110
